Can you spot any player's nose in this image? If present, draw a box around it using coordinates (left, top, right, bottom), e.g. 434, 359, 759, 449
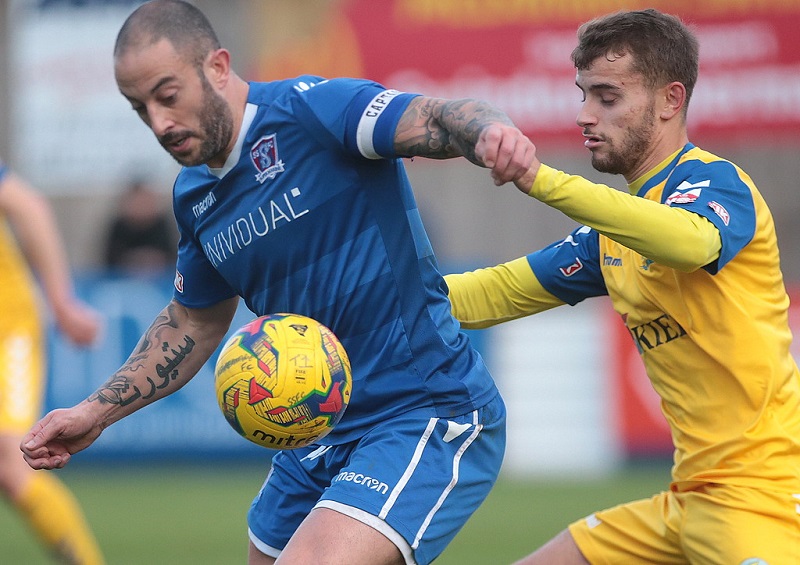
146, 105, 175, 136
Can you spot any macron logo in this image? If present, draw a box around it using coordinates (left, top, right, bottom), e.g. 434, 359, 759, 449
443, 421, 471, 443
192, 191, 217, 218
332, 471, 389, 495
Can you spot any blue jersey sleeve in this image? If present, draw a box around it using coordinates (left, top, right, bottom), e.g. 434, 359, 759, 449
662, 159, 757, 273
527, 225, 607, 305
292, 77, 419, 159
173, 221, 237, 309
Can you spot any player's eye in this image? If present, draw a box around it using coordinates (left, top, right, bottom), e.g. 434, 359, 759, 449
159, 94, 178, 106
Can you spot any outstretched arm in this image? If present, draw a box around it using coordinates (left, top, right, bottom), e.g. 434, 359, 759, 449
446, 257, 565, 329
21, 296, 239, 469
514, 164, 721, 272
394, 96, 536, 185
0, 172, 99, 345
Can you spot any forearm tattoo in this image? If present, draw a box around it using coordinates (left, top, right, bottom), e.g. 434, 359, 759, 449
394, 97, 514, 163
88, 303, 196, 407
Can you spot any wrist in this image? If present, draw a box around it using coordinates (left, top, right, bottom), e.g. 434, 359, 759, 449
514, 160, 542, 196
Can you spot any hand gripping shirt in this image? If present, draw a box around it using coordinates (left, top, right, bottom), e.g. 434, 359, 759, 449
527, 144, 800, 491
172, 77, 497, 443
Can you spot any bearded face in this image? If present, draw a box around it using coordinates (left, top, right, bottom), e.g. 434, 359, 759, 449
589, 100, 656, 177
158, 72, 234, 168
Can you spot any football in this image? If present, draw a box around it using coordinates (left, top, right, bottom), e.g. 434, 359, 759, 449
214, 313, 352, 450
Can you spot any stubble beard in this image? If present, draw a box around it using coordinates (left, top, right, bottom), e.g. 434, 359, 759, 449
591, 103, 656, 177
164, 76, 234, 168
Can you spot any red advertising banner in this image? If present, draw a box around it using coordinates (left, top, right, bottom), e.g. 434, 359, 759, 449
252, 0, 800, 148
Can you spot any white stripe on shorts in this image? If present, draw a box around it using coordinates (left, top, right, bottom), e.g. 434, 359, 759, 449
380, 417, 438, 519
412, 410, 482, 549
248, 527, 282, 559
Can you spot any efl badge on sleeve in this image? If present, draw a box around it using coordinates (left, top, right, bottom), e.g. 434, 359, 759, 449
250, 134, 285, 183
174, 270, 184, 293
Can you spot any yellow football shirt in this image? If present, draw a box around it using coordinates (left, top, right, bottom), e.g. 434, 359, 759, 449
447, 144, 800, 492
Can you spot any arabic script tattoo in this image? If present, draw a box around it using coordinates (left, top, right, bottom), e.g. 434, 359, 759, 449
88, 304, 196, 407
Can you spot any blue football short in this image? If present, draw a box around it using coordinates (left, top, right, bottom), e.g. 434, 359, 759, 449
247, 392, 506, 565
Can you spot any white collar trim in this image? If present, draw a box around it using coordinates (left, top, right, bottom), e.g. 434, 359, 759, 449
208, 102, 257, 178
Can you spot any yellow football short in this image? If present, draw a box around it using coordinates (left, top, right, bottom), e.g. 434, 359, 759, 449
0, 313, 43, 434
569, 481, 800, 565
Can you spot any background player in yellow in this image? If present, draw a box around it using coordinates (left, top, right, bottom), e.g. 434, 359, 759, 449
446, 9, 800, 565
0, 162, 105, 564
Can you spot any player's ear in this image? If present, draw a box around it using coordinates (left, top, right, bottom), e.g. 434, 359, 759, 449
205, 48, 232, 89
660, 81, 686, 120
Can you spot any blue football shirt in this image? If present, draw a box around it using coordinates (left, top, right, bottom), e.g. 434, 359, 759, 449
172, 77, 497, 443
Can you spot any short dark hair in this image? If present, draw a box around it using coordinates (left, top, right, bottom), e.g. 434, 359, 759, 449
571, 9, 699, 107
114, 0, 221, 69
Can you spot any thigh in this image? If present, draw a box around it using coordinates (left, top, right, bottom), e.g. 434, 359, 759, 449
0, 319, 43, 434
568, 491, 687, 565
276, 507, 404, 565
682, 484, 800, 565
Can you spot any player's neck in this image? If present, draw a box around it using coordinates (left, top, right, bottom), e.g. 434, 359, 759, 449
214, 76, 251, 168
625, 129, 689, 184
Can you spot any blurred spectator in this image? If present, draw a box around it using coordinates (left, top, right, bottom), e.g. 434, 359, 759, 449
103, 178, 176, 276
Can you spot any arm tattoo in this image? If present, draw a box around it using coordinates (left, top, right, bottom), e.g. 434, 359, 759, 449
88, 303, 196, 407
394, 97, 514, 163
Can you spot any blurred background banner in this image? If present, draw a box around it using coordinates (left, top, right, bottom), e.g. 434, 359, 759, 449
255, 0, 800, 147
8, 0, 180, 195
10, 0, 800, 194
5, 0, 800, 281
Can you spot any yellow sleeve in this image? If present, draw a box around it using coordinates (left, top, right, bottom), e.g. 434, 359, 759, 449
445, 257, 565, 329
529, 165, 721, 272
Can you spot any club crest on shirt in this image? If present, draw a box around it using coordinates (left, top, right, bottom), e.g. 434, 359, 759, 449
250, 134, 285, 183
